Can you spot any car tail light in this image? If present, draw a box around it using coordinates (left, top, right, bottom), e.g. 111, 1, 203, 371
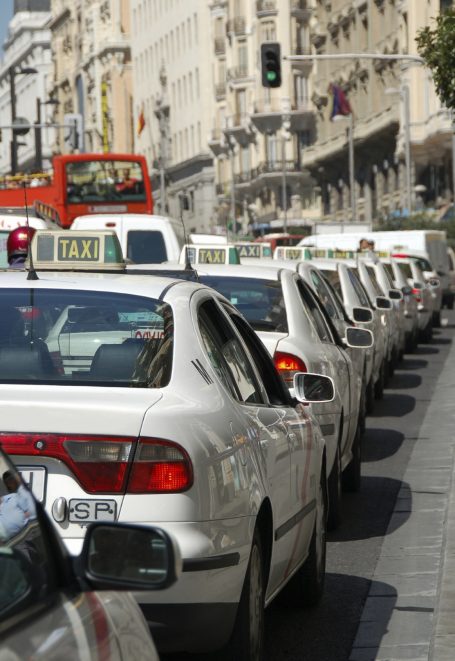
0, 433, 134, 494
127, 438, 193, 493
274, 351, 307, 385
412, 288, 422, 303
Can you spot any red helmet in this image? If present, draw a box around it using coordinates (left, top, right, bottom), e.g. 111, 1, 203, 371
7, 226, 36, 261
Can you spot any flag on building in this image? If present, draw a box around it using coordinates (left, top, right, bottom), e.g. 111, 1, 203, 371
329, 83, 352, 119
137, 106, 146, 136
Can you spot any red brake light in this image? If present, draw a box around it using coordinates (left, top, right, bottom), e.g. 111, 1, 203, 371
274, 351, 307, 385
127, 438, 193, 493
412, 288, 422, 303
0, 433, 134, 494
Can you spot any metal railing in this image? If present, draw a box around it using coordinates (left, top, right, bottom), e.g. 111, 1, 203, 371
256, 0, 277, 14
227, 65, 250, 81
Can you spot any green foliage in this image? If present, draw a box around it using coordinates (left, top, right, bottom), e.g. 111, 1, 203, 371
416, 8, 455, 110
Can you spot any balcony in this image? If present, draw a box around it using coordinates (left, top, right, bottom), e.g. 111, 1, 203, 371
223, 113, 255, 145
214, 37, 226, 55
256, 0, 277, 16
234, 171, 252, 187
289, 100, 315, 132
290, 0, 312, 21
215, 82, 226, 101
226, 17, 246, 36
289, 44, 313, 71
227, 65, 251, 83
250, 97, 284, 133
208, 128, 228, 157
247, 161, 304, 188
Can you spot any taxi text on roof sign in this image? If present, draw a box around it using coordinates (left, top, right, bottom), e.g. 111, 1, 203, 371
180, 244, 241, 265
273, 246, 313, 261
29, 230, 125, 271
235, 243, 273, 259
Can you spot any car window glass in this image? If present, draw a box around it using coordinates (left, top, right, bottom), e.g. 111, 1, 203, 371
365, 266, 383, 296
127, 231, 167, 264
0, 455, 54, 629
414, 257, 432, 271
347, 268, 371, 307
397, 261, 412, 279
296, 278, 334, 343
310, 269, 341, 320
321, 269, 342, 297
0, 289, 173, 388
382, 263, 395, 283
198, 300, 264, 405
199, 276, 288, 333
380, 264, 394, 289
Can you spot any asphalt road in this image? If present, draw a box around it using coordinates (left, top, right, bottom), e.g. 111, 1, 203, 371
164, 312, 454, 661
265, 314, 454, 661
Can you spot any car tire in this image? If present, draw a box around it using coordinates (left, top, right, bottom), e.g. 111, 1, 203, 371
342, 426, 361, 493
420, 320, 433, 344
327, 444, 342, 531
433, 310, 441, 328
366, 377, 375, 414
224, 529, 265, 661
287, 465, 327, 608
374, 361, 385, 400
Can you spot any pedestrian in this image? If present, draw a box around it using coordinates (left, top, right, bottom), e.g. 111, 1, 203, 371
7, 226, 36, 268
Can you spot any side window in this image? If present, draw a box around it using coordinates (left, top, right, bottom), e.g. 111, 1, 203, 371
365, 266, 383, 296
225, 307, 292, 407
296, 279, 334, 343
0, 457, 54, 626
198, 299, 264, 405
310, 269, 340, 320
348, 268, 371, 307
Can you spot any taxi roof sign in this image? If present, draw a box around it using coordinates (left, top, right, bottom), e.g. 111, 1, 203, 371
179, 244, 241, 265
273, 246, 313, 261
29, 230, 125, 271
305, 247, 356, 260
235, 242, 272, 259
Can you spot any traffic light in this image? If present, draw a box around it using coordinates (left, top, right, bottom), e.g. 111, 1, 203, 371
261, 42, 282, 88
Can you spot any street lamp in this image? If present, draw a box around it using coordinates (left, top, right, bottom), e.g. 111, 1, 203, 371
9, 66, 38, 175
35, 97, 59, 172
333, 112, 356, 224
385, 85, 412, 215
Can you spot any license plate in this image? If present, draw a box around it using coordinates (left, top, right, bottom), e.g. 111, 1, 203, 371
17, 466, 47, 502
69, 499, 117, 523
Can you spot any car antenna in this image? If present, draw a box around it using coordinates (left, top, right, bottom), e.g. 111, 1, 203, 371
23, 181, 39, 281
179, 206, 198, 280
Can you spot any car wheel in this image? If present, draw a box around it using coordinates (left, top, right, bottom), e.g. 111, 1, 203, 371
374, 361, 385, 399
433, 310, 441, 328
366, 377, 375, 414
342, 426, 362, 493
327, 444, 342, 530
225, 529, 265, 661
288, 465, 327, 608
420, 320, 433, 344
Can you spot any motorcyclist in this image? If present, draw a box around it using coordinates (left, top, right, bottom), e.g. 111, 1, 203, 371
7, 226, 36, 268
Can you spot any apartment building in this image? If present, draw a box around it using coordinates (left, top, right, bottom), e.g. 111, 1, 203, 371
0, 0, 53, 175
49, 0, 133, 155
209, 0, 319, 231
305, 0, 455, 223
131, 0, 217, 232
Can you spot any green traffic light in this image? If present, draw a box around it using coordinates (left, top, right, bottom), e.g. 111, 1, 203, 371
267, 71, 277, 82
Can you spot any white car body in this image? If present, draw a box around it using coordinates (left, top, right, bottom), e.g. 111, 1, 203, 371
0, 270, 327, 654
71, 213, 184, 264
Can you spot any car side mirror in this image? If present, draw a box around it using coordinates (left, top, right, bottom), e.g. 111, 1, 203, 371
344, 326, 374, 349
388, 288, 403, 301
429, 278, 440, 288
293, 373, 335, 403
402, 285, 412, 296
376, 296, 392, 310
79, 523, 182, 591
352, 306, 373, 323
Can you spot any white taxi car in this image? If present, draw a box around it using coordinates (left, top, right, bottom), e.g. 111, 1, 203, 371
0, 231, 334, 659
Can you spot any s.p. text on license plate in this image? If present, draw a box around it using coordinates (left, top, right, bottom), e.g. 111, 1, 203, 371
69, 499, 117, 523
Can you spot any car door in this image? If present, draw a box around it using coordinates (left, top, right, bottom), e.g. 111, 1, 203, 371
223, 304, 321, 585
196, 298, 294, 591
0, 455, 124, 661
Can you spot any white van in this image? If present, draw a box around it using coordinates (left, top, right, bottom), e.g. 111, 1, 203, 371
71, 213, 184, 264
0, 215, 49, 268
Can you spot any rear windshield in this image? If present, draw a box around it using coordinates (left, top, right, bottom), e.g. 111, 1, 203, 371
126, 230, 167, 264
0, 289, 173, 387
199, 276, 288, 333
413, 256, 433, 272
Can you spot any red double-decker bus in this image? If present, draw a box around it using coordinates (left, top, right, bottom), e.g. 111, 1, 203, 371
0, 153, 153, 228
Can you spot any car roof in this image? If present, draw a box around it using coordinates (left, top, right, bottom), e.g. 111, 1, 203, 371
0, 270, 207, 301
186, 263, 288, 280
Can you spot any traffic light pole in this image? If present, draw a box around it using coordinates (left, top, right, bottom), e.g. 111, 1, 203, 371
9, 67, 17, 176
35, 98, 42, 172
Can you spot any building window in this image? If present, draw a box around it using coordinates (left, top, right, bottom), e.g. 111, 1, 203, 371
261, 21, 276, 41
265, 133, 279, 164
294, 75, 309, 108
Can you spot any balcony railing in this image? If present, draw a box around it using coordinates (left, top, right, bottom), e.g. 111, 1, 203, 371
227, 17, 246, 35
291, 44, 312, 56
234, 172, 252, 185
227, 65, 250, 82
251, 161, 301, 178
214, 37, 226, 55
256, 0, 277, 15
253, 98, 283, 114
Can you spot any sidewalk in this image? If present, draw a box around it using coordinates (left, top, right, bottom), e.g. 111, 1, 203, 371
349, 321, 455, 661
